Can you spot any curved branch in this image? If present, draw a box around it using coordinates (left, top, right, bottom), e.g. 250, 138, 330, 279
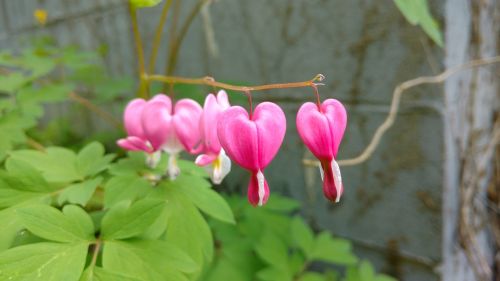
303, 56, 500, 167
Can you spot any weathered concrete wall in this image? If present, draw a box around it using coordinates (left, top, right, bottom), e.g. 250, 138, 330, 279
0, 1, 445, 280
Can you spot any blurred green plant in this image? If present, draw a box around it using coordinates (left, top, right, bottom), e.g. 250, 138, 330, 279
0, 38, 134, 153
202, 195, 396, 281
393, 0, 443, 47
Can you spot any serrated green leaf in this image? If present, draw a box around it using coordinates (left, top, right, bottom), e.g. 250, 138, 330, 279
0, 242, 87, 281
101, 199, 165, 240
80, 266, 142, 281
17, 83, 73, 104
257, 267, 292, 281
17, 204, 94, 242
58, 177, 102, 206
103, 240, 191, 281
359, 260, 375, 281
4, 157, 53, 192
76, 142, 114, 177
0, 73, 29, 93
154, 183, 213, 276
104, 175, 151, 208
9, 147, 80, 182
299, 272, 325, 281
108, 152, 147, 176
62, 205, 95, 239
263, 195, 301, 212
255, 230, 288, 268
172, 174, 235, 224
0, 207, 24, 250
0, 177, 49, 208
310, 232, 358, 265
291, 216, 314, 257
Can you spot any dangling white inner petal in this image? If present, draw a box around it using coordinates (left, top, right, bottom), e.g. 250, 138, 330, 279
257, 170, 265, 206
330, 159, 343, 202
167, 153, 180, 180
145, 151, 161, 168
318, 162, 324, 181
212, 149, 231, 184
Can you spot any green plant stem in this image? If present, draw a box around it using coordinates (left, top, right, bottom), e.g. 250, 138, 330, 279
26, 138, 45, 151
148, 0, 173, 74
91, 239, 102, 267
128, 3, 148, 98
165, 0, 208, 76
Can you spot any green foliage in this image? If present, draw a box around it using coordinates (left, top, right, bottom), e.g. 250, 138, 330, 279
201, 195, 396, 281
393, 0, 443, 47
0, 39, 133, 155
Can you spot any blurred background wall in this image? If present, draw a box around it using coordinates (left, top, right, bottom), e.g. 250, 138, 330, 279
0, 1, 449, 280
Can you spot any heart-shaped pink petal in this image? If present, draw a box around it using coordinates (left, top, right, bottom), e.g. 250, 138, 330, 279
218, 102, 286, 171
123, 99, 147, 138
253, 102, 287, 168
217, 106, 259, 170
142, 100, 173, 151
173, 99, 202, 154
117, 136, 153, 153
296, 99, 347, 160
322, 99, 347, 157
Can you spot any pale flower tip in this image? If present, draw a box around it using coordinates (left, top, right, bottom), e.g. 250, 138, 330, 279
167, 154, 180, 180
145, 151, 161, 168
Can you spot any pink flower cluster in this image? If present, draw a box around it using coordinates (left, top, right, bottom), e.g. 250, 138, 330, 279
118, 91, 347, 206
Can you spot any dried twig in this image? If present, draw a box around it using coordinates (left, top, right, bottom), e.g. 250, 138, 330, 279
68, 92, 122, 130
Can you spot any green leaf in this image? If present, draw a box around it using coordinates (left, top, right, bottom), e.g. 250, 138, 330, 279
17, 204, 94, 242
130, 0, 163, 8
76, 142, 114, 178
257, 267, 292, 281
154, 183, 214, 274
62, 205, 95, 239
4, 157, 52, 192
58, 177, 102, 206
0, 177, 49, 208
359, 261, 375, 281
18, 83, 73, 104
0, 242, 88, 281
393, 0, 443, 46
299, 272, 325, 281
309, 232, 358, 265
104, 175, 151, 208
103, 240, 192, 281
172, 175, 235, 224
108, 152, 147, 176
0, 73, 29, 93
263, 195, 301, 212
80, 266, 142, 281
178, 159, 209, 178
255, 230, 288, 268
0, 208, 24, 250
101, 199, 165, 240
9, 147, 80, 182
291, 216, 314, 257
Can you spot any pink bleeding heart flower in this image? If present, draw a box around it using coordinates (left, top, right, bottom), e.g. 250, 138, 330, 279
142, 95, 202, 179
117, 94, 170, 168
195, 90, 232, 184
218, 102, 286, 206
296, 99, 347, 202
